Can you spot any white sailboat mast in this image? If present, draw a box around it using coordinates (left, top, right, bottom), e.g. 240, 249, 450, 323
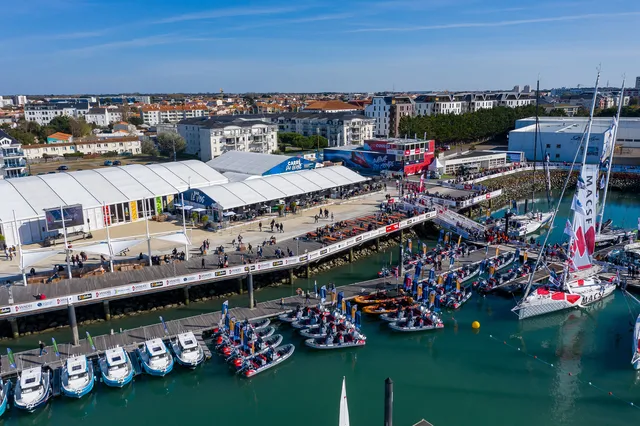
597, 78, 625, 236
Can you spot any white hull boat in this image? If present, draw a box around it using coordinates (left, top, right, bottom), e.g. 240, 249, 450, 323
61, 355, 95, 398
14, 367, 51, 412
172, 332, 205, 369
138, 338, 174, 377
99, 347, 134, 387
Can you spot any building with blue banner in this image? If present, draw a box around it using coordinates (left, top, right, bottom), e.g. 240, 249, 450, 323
206, 151, 317, 180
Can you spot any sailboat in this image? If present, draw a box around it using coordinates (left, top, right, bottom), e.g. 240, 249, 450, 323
339, 377, 350, 426
512, 71, 617, 320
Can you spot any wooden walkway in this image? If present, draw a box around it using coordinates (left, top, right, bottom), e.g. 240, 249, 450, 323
0, 278, 391, 377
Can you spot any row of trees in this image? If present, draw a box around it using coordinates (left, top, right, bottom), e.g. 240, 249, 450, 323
398, 105, 540, 144
278, 132, 328, 151
398, 104, 640, 144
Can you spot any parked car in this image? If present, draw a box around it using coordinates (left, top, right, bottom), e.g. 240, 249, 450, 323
57, 165, 69, 171
113, 160, 122, 166
104, 160, 113, 166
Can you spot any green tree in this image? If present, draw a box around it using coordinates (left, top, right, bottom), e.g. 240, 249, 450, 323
128, 116, 143, 126
141, 139, 159, 156
1, 126, 36, 145
547, 108, 567, 117
48, 116, 72, 134
69, 117, 92, 137
156, 132, 186, 157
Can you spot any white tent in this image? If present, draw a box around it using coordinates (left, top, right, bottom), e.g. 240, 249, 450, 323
153, 232, 191, 246
79, 239, 144, 257
20, 250, 61, 270
428, 157, 444, 172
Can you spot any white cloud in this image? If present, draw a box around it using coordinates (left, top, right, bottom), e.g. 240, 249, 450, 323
151, 5, 303, 24
347, 11, 640, 32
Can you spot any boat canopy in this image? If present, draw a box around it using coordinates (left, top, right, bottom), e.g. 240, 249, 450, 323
145, 339, 167, 356
66, 356, 88, 373
105, 347, 127, 366
177, 332, 198, 349
20, 367, 42, 389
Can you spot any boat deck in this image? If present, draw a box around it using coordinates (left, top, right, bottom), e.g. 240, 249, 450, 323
0, 278, 390, 377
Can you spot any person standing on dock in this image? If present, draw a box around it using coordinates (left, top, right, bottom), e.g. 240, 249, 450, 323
38, 341, 48, 357
201, 258, 206, 269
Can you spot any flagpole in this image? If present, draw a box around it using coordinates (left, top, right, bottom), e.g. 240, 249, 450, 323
60, 206, 73, 280
12, 210, 27, 286
597, 78, 625, 236
145, 198, 153, 267
103, 203, 114, 273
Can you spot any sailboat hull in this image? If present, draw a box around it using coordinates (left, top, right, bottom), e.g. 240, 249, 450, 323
633, 314, 640, 370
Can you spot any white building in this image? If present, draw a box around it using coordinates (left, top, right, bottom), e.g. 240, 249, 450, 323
141, 106, 209, 126
0, 130, 27, 179
178, 116, 278, 161
461, 93, 494, 113
414, 94, 463, 116
0, 97, 13, 107
364, 96, 392, 137
13, 95, 27, 106
494, 93, 535, 108
270, 112, 374, 146
23, 137, 142, 159
24, 102, 91, 125
85, 107, 124, 127
440, 151, 507, 175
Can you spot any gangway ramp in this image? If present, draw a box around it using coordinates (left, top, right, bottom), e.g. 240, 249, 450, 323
432, 208, 486, 239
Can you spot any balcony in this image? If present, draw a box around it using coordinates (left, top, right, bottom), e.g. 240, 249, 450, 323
1, 150, 25, 158
4, 161, 26, 169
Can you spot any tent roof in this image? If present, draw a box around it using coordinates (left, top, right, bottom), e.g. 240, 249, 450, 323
222, 171, 255, 182
0, 160, 229, 221
187, 165, 367, 210
207, 151, 291, 176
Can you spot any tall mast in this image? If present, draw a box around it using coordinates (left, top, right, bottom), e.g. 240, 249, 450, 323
519, 71, 600, 301
531, 79, 540, 213
597, 78, 625, 236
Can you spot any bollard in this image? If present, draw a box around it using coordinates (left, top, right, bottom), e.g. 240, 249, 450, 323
237, 278, 244, 295
384, 378, 394, 426
349, 248, 354, 263
9, 318, 19, 339
184, 286, 190, 305
103, 300, 111, 321
68, 304, 79, 346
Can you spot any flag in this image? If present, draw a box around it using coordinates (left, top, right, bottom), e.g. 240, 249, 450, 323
314, 281, 318, 297
51, 338, 60, 357
577, 176, 586, 189
485, 245, 489, 256
159, 316, 169, 335
457, 235, 462, 247
571, 195, 586, 216
495, 247, 499, 257
545, 152, 550, 163
407, 239, 412, 252
486, 208, 491, 219
86, 332, 96, 351
422, 243, 427, 255
564, 220, 576, 239
419, 173, 425, 192
7, 348, 16, 369
222, 300, 229, 316
599, 175, 606, 190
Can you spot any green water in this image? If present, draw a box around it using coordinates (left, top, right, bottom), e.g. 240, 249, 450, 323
3, 192, 640, 426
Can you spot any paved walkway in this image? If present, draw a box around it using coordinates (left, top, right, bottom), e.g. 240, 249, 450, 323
0, 189, 397, 283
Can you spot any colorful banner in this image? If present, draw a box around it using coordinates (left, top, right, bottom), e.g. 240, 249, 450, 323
155, 197, 163, 215
130, 201, 138, 221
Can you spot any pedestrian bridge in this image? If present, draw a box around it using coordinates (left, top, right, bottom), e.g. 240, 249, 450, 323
431, 208, 486, 239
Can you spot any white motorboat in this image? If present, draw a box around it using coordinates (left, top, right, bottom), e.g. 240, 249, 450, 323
138, 338, 174, 377
61, 355, 95, 398
13, 367, 51, 412
0, 379, 10, 418
99, 347, 134, 387
171, 332, 205, 369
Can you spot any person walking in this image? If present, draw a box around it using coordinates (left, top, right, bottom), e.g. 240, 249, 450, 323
201, 258, 206, 269
38, 340, 48, 357
258, 222, 262, 232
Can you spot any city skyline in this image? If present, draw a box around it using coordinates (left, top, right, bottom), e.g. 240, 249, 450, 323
2, 0, 638, 94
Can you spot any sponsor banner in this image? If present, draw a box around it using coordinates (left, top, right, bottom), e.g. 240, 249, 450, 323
166, 278, 182, 286
150, 281, 164, 288
76, 293, 93, 302
14, 302, 35, 313
0, 307, 11, 314
355, 236, 363, 243
386, 223, 400, 233
298, 255, 308, 262
215, 270, 227, 277
345, 238, 356, 246
228, 266, 245, 275
95, 289, 113, 298
272, 260, 284, 267
285, 258, 299, 265
255, 261, 273, 271
132, 283, 150, 293
113, 286, 133, 296
35, 299, 62, 309
182, 275, 198, 284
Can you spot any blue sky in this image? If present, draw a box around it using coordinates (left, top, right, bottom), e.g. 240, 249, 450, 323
2, 0, 638, 94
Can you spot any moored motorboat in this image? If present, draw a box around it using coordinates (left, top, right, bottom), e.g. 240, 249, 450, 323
171, 332, 205, 369
389, 312, 444, 332
379, 305, 425, 322
138, 338, 174, 377
304, 330, 366, 350
353, 291, 391, 305
215, 326, 275, 350
13, 367, 51, 412
227, 335, 284, 369
300, 322, 348, 339
99, 347, 134, 388
291, 310, 342, 329
362, 297, 414, 315
61, 355, 95, 398
445, 291, 472, 310
209, 318, 271, 337
0, 379, 11, 418
238, 344, 295, 378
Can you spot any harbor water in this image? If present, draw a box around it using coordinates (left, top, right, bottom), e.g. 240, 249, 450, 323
2, 192, 640, 425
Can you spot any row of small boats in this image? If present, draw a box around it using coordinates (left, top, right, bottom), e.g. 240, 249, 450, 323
211, 317, 295, 378
0, 331, 205, 415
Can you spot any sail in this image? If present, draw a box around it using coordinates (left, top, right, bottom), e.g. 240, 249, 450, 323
570, 163, 598, 270
339, 377, 350, 426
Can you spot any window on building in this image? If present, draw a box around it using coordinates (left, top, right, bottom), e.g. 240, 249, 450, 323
546, 144, 551, 148
556, 144, 561, 148
555, 154, 560, 159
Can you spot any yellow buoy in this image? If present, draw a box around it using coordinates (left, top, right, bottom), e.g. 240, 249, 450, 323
472, 321, 480, 329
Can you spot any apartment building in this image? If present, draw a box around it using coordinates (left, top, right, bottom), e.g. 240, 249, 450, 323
0, 130, 27, 179
178, 116, 278, 161
22, 136, 142, 159
414, 94, 463, 116
141, 105, 209, 126
364, 96, 414, 138
270, 112, 374, 146
13, 95, 27, 106
460, 93, 494, 113
85, 107, 125, 127
24, 102, 90, 125
494, 92, 535, 108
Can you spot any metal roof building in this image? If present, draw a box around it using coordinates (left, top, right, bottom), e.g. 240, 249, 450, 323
0, 160, 227, 246
206, 151, 317, 177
